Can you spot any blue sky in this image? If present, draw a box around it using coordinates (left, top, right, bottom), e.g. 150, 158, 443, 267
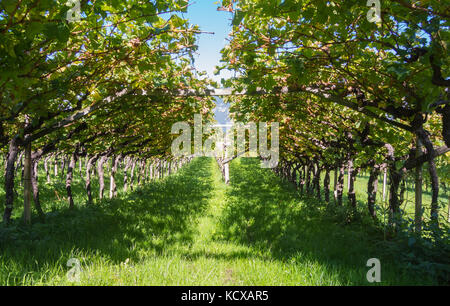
183, 1, 233, 124
183, 1, 234, 84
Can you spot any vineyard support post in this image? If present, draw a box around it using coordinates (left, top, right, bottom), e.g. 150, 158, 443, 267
224, 162, 230, 184
333, 167, 338, 202
382, 166, 387, 202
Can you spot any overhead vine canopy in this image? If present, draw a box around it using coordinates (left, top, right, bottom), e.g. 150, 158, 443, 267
0, 0, 449, 287
0, 0, 218, 155
217, 0, 449, 225
0, 0, 448, 231
0, 0, 216, 223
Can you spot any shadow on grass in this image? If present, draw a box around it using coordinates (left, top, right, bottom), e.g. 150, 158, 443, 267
215, 158, 442, 285
0, 158, 214, 285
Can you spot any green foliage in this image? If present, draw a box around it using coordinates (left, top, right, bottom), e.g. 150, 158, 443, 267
216, 158, 447, 285
0, 0, 215, 159
218, 0, 448, 171
383, 220, 450, 284
1, 158, 446, 285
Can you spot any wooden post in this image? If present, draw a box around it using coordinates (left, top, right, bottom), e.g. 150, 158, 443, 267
382, 166, 387, 202
224, 162, 230, 184
447, 195, 450, 223
54, 155, 58, 177
333, 167, 338, 201
109, 155, 119, 199
347, 162, 351, 192
149, 162, 153, 181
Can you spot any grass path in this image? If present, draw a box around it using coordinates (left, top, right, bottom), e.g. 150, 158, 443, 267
0, 158, 444, 285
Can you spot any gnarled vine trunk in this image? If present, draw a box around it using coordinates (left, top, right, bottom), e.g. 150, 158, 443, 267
324, 168, 330, 203
66, 149, 78, 209
97, 156, 107, 200
313, 163, 321, 200
44, 156, 51, 183
336, 165, 345, 206
367, 165, 380, 219
306, 163, 312, 194
388, 169, 403, 231
347, 160, 358, 209
31, 159, 45, 221
428, 160, 440, 223
86, 154, 99, 205
130, 158, 137, 191
299, 165, 306, 195
123, 157, 132, 192
109, 155, 121, 199
417, 128, 440, 224
3, 138, 20, 224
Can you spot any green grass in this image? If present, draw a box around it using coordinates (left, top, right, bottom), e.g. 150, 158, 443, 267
0, 157, 448, 285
